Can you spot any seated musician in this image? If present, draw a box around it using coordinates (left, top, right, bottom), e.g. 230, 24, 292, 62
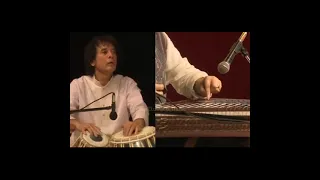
70, 35, 148, 146
155, 32, 222, 101
156, 32, 228, 147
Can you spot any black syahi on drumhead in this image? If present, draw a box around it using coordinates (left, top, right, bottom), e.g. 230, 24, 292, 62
90, 135, 103, 142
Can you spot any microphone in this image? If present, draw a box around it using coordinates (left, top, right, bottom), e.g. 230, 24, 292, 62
217, 32, 248, 74
109, 93, 118, 120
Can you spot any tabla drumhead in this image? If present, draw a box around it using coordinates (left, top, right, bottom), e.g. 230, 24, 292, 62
82, 132, 110, 147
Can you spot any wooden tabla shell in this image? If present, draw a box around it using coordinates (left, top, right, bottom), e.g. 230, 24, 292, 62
108, 126, 156, 148
71, 132, 110, 148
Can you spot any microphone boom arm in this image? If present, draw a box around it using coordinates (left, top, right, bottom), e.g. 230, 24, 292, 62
70, 106, 111, 114
226, 40, 244, 64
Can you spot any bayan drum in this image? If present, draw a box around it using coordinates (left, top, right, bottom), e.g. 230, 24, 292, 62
108, 126, 156, 148
71, 132, 111, 148
155, 98, 250, 138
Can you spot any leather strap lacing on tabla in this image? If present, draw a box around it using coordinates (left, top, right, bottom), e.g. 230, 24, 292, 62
155, 92, 249, 123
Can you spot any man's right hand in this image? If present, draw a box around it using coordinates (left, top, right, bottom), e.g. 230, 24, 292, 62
71, 119, 102, 137
156, 83, 164, 95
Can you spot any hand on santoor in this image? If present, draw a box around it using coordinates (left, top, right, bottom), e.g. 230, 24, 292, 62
194, 76, 222, 100
155, 84, 165, 95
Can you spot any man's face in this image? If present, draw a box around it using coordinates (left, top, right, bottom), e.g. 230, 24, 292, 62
91, 42, 117, 74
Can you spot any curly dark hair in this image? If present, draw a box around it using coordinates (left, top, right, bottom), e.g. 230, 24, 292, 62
84, 35, 119, 76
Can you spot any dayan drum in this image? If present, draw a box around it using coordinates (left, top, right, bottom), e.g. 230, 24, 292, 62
108, 126, 156, 148
71, 132, 110, 148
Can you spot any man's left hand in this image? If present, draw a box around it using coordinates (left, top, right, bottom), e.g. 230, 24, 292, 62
194, 76, 222, 100
122, 118, 145, 136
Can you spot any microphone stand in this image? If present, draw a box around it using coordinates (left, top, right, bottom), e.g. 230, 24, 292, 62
70, 106, 111, 114
240, 46, 250, 64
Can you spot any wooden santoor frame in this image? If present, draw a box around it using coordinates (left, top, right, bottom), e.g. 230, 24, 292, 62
155, 98, 250, 146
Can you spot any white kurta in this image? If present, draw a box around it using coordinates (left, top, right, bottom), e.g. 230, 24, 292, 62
156, 32, 208, 100
70, 74, 149, 146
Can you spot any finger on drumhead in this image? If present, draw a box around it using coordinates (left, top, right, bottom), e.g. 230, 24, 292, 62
88, 124, 95, 136
123, 123, 131, 136
91, 125, 101, 136
85, 125, 95, 136
128, 124, 136, 136
82, 129, 87, 135
87, 128, 94, 136
134, 127, 139, 135
90, 127, 99, 137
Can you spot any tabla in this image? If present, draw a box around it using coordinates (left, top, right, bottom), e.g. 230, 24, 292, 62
108, 126, 156, 147
71, 132, 111, 148
155, 98, 250, 138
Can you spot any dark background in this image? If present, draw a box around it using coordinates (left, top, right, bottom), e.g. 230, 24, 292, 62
165, 32, 250, 101
69, 32, 155, 126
